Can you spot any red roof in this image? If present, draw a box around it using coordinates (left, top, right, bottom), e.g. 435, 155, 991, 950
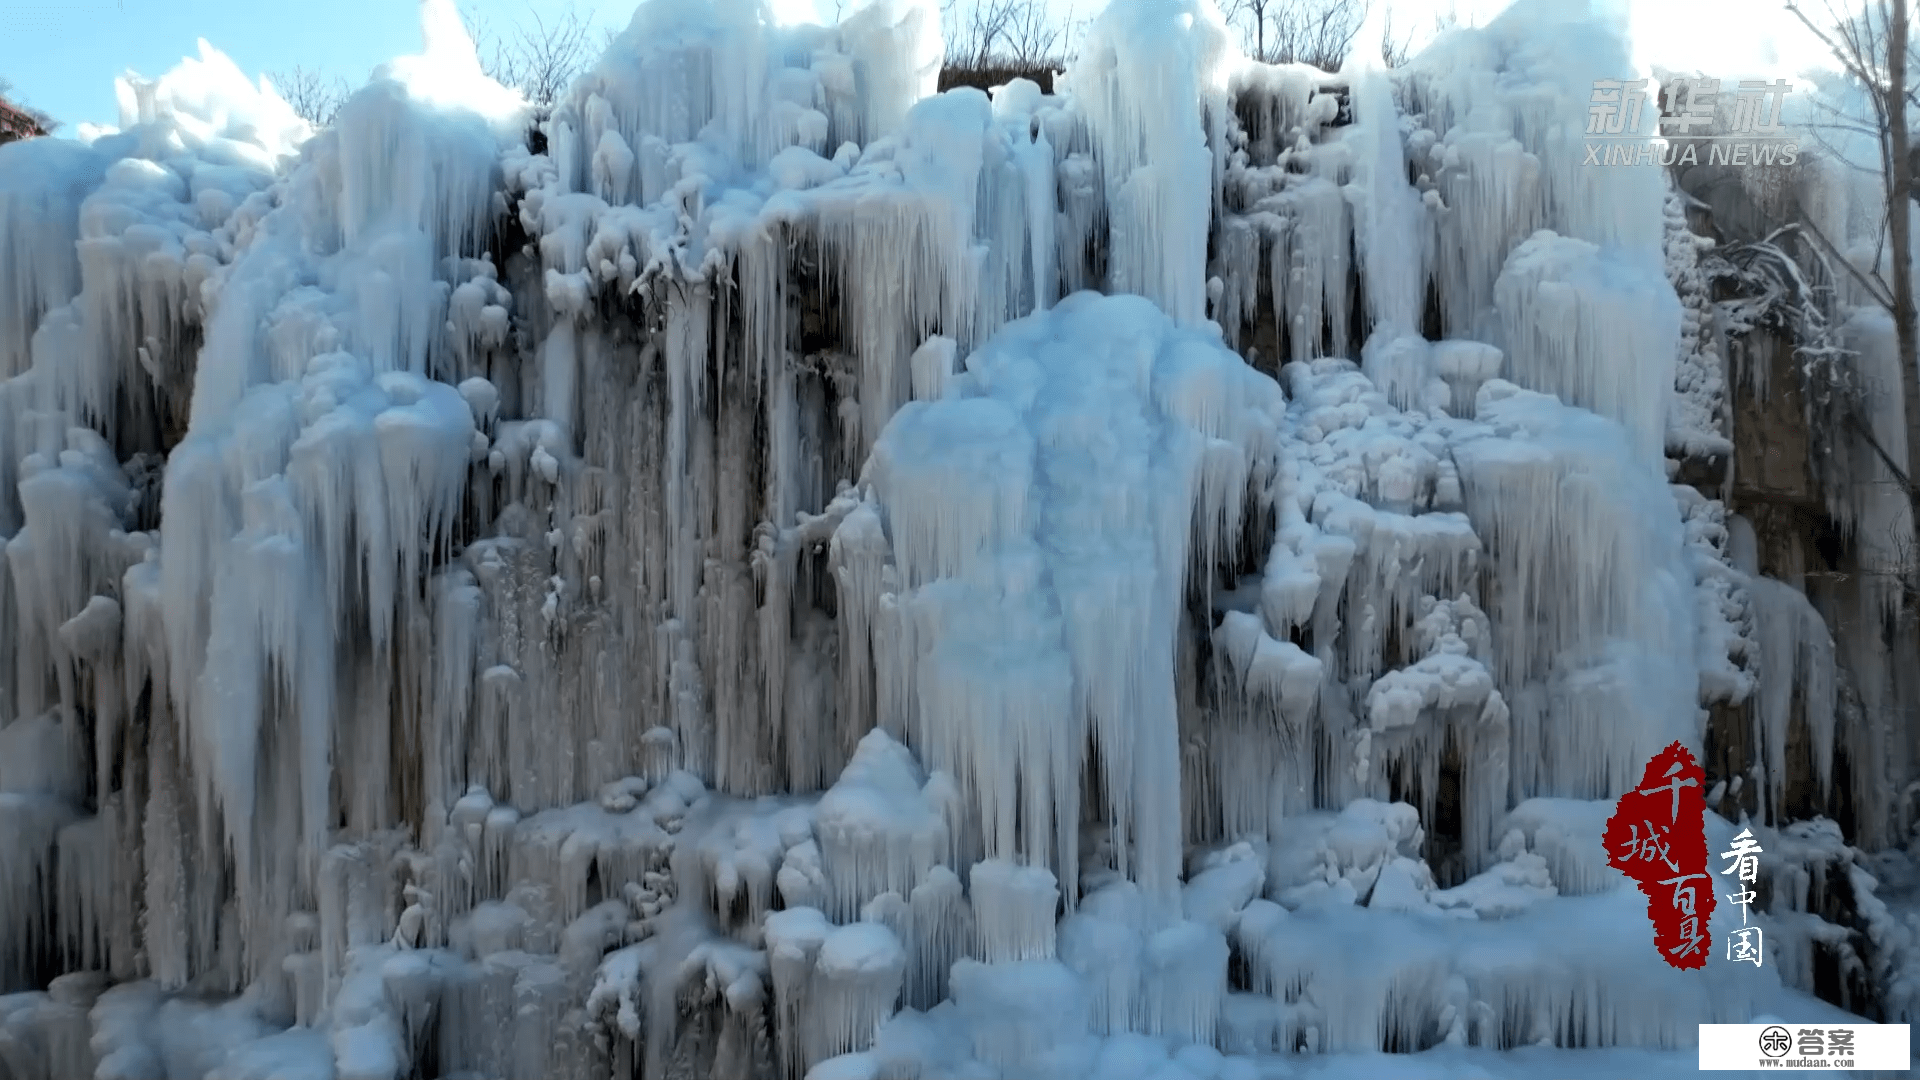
0, 99, 44, 141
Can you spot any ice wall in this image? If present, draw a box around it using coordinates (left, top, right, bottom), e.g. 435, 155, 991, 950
0, 0, 1897, 1078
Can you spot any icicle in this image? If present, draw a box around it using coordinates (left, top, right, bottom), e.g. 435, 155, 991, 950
765, 905, 832, 1080
1454, 382, 1698, 802
1059, 891, 1144, 1036
904, 865, 969, 1008
949, 958, 1089, 1072
908, 335, 956, 402
1139, 921, 1228, 1045
1344, 49, 1427, 339
333, 0, 524, 259
1493, 231, 1680, 469
1065, 0, 1236, 325
814, 728, 953, 922
1747, 577, 1839, 821
860, 293, 1284, 914
1430, 341, 1502, 419
813, 921, 906, 1060
1837, 309, 1916, 618
968, 859, 1059, 962
0, 140, 108, 379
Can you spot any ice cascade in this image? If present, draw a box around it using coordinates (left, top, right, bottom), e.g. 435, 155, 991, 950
0, 0, 1898, 1078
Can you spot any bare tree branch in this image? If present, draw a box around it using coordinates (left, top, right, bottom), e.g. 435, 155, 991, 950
267, 65, 350, 127
1221, 0, 1375, 71
1796, 217, 1899, 310
1379, 6, 1418, 68
465, 2, 597, 112
1219, 0, 1276, 62
1777, 0, 1920, 600
1004, 0, 1063, 67
941, 0, 1073, 81
515, 8, 595, 107
0, 75, 60, 135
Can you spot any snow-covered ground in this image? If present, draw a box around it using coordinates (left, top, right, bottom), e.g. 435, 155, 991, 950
0, 0, 1913, 1078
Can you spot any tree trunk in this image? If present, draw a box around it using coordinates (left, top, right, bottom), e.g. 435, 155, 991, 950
1888, 0, 1920, 537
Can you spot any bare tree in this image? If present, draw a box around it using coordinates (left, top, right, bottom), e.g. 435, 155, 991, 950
267, 65, 350, 127
0, 75, 59, 135
508, 8, 595, 107
1003, 0, 1065, 67
1786, 0, 1920, 519
1378, 6, 1418, 68
466, 2, 598, 111
273, 1, 600, 130
1222, 0, 1276, 62
943, 0, 1017, 68
940, 0, 1072, 76
1058, 3, 1094, 58
1223, 0, 1375, 70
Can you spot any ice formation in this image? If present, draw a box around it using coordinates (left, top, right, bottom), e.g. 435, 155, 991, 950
0, 0, 1913, 1078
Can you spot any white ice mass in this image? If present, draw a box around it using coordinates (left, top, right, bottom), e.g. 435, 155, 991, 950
1, 0, 1918, 1077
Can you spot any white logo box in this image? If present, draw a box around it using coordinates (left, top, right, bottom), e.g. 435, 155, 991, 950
1699, 1023, 1911, 1071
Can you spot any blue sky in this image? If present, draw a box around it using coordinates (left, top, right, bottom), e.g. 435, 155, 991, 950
0, 0, 1831, 134
0, 1, 641, 131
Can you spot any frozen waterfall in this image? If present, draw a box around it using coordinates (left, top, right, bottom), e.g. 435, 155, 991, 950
0, 0, 1913, 1078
